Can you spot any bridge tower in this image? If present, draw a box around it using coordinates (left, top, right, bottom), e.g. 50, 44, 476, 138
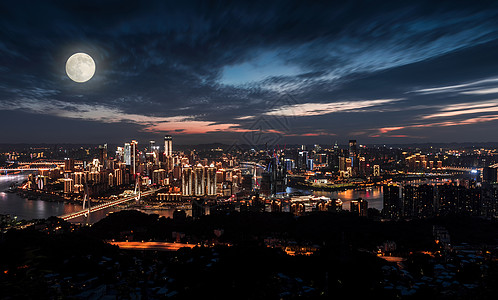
82, 178, 91, 217
253, 164, 258, 190
134, 175, 141, 201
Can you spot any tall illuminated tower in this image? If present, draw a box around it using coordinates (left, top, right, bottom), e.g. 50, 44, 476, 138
348, 140, 357, 157
206, 164, 217, 196
164, 135, 173, 157
182, 165, 193, 196
194, 164, 205, 196
124, 143, 131, 165
349, 140, 358, 176
131, 140, 138, 177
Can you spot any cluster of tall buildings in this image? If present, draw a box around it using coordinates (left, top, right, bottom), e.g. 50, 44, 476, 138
383, 182, 497, 219
404, 153, 443, 172
260, 155, 287, 196
56, 135, 254, 200
61, 157, 129, 195
336, 140, 378, 178
181, 164, 217, 196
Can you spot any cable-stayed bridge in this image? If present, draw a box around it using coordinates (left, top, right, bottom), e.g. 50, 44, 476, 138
59, 188, 156, 221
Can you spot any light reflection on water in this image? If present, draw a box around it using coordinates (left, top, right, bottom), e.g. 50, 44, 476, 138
0, 174, 188, 223
0, 191, 82, 221
2, 174, 388, 222
286, 186, 384, 211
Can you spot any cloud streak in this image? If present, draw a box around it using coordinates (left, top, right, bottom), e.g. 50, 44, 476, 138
265, 99, 402, 117
0, 99, 247, 135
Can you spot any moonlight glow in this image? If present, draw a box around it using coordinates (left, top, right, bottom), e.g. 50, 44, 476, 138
65, 53, 95, 83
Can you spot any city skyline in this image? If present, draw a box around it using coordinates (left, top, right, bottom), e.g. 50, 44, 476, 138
2, 1, 498, 145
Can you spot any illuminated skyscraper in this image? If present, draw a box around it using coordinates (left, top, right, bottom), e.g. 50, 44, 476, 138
383, 184, 401, 219
131, 140, 138, 177
116, 147, 124, 162
350, 198, 368, 217
151, 145, 160, 166
348, 140, 357, 157
298, 150, 308, 170
402, 184, 434, 218
164, 135, 173, 157
98, 144, 107, 167
373, 165, 380, 177
64, 158, 74, 172
349, 140, 358, 176
483, 165, 498, 183
108, 173, 114, 187
152, 169, 167, 185
63, 178, 74, 194
206, 164, 217, 195
114, 168, 123, 186
124, 143, 131, 165
149, 140, 155, 151
182, 166, 193, 196
194, 164, 205, 196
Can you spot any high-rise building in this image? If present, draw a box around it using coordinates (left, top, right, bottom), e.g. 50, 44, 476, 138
298, 151, 308, 170
383, 184, 401, 219
481, 183, 498, 218
108, 173, 114, 187
64, 158, 75, 172
242, 173, 253, 191
349, 140, 358, 176
268, 156, 286, 195
373, 165, 380, 177
182, 166, 193, 196
306, 158, 314, 171
164, 135, 173, 157
284, 158, 295, 172
151, 145, 160, 166
206, 164, 217, 196
149, 140, 155, 151
72, 172, 86, 185
483, 165, 498, 183
114, 168, 123, 186
436, 184, 458, 216
63, 178, 74, 194
131, 140, 138, 178
194, 164, 205, 196
152, 169, 167, 185
98, 144, 107, 167
116, 147, 124, 161
348, 140, 357, 157
402, 184, 434, 218
260, 172, 271, 196
339, 156, 346, 172
359, 156, 366, 176
350, 198, 368, 217
124, 143, 131, 165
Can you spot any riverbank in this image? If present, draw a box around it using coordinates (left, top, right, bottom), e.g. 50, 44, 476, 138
15, 188, 83, 205
287, 181, 383, 192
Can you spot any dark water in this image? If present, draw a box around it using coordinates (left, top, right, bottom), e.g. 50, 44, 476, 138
0, 174, 83, 220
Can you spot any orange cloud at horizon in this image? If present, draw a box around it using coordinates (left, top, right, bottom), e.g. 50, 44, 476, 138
372, 114, 498, 137
143, 120, 250, 134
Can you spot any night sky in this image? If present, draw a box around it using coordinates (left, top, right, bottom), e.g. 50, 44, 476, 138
2, 1, 498, 145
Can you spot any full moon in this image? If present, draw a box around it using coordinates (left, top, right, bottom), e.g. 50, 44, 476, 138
65, 53, 96, 83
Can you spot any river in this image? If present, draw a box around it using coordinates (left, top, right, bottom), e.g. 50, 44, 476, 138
0, 174, 181, 224
286, 186, 384, 211
1, 173, 385, 223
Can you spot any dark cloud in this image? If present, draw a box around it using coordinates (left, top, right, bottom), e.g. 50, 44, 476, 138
1, 1, 498, 144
